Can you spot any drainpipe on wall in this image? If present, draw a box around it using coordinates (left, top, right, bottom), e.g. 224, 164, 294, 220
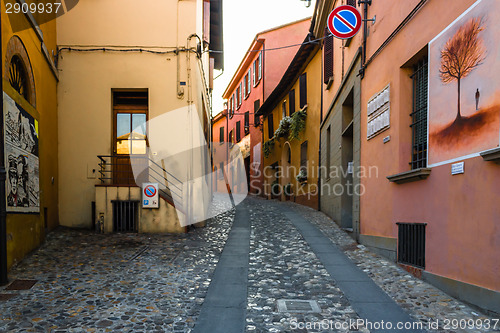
0, 12, 8, 285
359, 0, 372, 78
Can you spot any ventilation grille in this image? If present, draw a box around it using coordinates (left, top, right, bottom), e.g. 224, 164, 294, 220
397, 223, 426, 268
112, 200, 139, 232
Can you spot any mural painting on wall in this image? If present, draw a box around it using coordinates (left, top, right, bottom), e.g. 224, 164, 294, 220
428, 0, 500, 166
3, 92, 40, 212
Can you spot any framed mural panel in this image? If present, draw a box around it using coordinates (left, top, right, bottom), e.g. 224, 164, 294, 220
3, 92, 40, 213
428, 0, 500, 167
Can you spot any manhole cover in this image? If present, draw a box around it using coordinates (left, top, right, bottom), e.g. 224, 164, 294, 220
5, 279, 37, 290
0, 294, 16, 301
277, 299, 321, 313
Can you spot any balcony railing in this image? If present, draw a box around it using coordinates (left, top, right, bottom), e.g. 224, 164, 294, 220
97, 155, 183, 209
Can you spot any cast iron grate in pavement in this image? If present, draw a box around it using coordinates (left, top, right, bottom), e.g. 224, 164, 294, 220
5, 279, 37, 290
277, 299, 321, 313
0, 293, 16, 301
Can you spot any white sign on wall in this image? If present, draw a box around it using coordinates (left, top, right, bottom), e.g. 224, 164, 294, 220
142, 183, 159, 208
367, 84, 390, 139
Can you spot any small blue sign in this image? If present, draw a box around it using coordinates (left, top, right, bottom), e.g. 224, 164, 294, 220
144, 200, 149, 205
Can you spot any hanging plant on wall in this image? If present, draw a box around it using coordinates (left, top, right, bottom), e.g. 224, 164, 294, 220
274, 116, 292, 139
289, 109, 307, 141
263, 138, 275, 158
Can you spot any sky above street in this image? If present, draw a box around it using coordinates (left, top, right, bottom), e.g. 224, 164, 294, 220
212, 0, 316, 116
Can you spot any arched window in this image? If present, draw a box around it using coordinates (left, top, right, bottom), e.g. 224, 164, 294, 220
4, 36, 36, 106
8, 55, 30, 102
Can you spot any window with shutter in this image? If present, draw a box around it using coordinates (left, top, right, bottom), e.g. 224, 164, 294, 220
289, 90, 296, 116
267, 114, 274, 139
258, 52, 263, 80
252, 61, 256, 86
247, 69, 251, 95
236, 121, 241, 142
244, 112, 250, 134
254, 99, 261, 126
243, 79, 246, 98
220, 126, 224, 143
299, 73, 307, 108
324, 27, 333, 84
347, 0, 356, 7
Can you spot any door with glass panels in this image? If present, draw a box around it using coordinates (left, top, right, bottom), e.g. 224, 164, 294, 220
112, 91, 148, 185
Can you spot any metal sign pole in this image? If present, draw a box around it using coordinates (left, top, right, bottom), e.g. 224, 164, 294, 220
0, 11, 9, 286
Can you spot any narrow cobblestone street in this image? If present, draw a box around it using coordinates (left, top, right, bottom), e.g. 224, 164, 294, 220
1, 197, 498, 332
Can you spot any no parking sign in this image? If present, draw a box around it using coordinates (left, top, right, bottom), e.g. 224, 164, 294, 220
327, 5, 362, 39
142, 183, 159, 208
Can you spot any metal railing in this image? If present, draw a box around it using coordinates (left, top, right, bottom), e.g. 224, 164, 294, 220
97, 155, 183, 209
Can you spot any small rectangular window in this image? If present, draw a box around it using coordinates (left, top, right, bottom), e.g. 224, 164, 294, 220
282, 101, 287, 118
397, 223, 426, 269
254, 99, 261, 126
299, 73, 307, 108
220, 126, 224, 143
289, 90, 296, 116
244, 112, 250, 134
267, 113, 274, 139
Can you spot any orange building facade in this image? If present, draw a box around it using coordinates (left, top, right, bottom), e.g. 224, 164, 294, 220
356, 0, 499, 313
221, 19, 311, 196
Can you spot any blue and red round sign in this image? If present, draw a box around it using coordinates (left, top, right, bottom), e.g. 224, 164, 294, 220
327, 5, 362, 39
144, 185, 157, 197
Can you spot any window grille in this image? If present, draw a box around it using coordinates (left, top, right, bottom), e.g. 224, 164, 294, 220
397, 223, 426, 268
112, 201, 139, 232
410, 57, 428, 169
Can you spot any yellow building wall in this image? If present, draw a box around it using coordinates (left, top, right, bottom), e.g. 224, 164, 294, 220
56, 0, 212, 229
263, 50, 321, 208
2, 1, 59, 269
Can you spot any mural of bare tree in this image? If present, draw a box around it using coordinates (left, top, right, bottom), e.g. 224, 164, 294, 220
439, 17, 485, 120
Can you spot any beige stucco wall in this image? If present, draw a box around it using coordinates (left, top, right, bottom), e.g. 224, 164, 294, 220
57, 0, 212, 229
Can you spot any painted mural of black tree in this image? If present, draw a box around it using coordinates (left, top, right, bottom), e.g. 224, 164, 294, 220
439, 17, 485, 120
432, 17, 498, 146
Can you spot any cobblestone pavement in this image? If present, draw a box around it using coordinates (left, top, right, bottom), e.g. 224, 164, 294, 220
246, 199, 362, 333
0, 209, 234, 332
1, 196, 499, 333
277, 198, 500, 333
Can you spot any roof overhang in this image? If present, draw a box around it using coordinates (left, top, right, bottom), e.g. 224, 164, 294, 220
210, 0, 224, 70
256, 34, 320, 116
